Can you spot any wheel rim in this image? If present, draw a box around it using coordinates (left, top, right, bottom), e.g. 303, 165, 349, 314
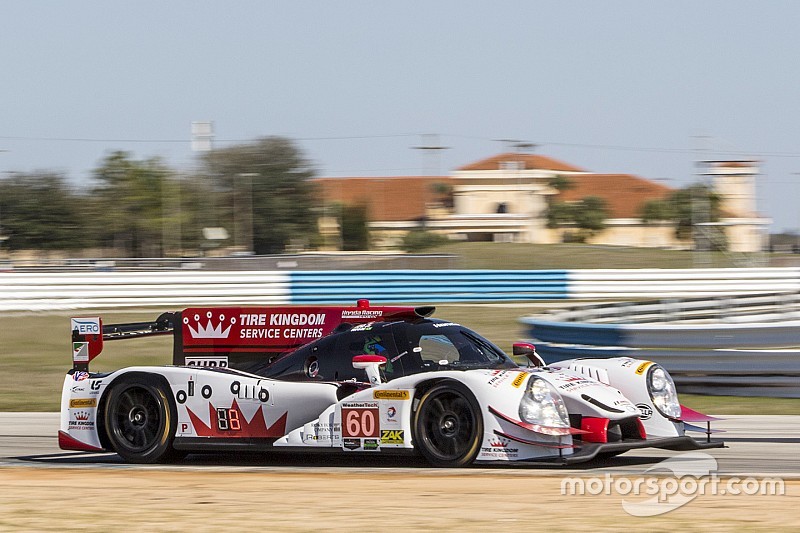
418, 391, 477, 462
110, 386, 163, 453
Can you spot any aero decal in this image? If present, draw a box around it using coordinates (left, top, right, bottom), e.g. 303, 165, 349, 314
186, 399, 287, 438
635, 361, 654, 375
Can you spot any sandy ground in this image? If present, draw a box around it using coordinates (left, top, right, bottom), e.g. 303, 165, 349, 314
0, 468, 795, 532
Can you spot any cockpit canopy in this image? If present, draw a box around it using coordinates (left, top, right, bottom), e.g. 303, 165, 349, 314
252, 319, 518, 382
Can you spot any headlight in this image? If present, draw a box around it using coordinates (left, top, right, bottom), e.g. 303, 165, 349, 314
519, 377, 570, 428
647, 365, 681, 419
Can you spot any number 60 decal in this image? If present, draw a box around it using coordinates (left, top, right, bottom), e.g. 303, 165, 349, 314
342, 407, 379, 438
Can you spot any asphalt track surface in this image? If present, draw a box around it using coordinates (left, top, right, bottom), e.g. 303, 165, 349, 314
2, 413, 799, 476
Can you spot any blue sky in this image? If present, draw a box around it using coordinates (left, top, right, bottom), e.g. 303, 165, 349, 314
2, 1, 799, 232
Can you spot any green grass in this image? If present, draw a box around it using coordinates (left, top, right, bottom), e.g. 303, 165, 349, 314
426, 242, 781, 270
2, 304, 799, 413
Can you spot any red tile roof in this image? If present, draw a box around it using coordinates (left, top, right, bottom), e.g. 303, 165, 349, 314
555, 174, 673, 218
314, 177, 446, 222
458, 152, 585, 172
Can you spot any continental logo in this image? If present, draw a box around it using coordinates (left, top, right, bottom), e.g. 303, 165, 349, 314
511, 373, 527, 388
69, 398, 97, 408
373, 390, 410, 400
380, 429, 405, 445
635, 361, 654, 375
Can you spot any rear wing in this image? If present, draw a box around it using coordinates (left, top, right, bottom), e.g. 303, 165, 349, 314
70, 299, 434, 372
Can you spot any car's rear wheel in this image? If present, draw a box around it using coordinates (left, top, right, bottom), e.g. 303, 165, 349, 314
413, 382, 483, 467
104, 375, 181, 463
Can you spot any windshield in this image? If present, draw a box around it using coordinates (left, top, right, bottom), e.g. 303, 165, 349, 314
399, 322, 518, 373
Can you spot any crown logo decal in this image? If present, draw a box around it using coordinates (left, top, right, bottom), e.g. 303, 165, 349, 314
74, 411, 90, 421
185, 312, 235, 339
489, 438, 509, 448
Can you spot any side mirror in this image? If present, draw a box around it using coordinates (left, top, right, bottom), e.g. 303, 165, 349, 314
512, 342, 545, 367
352, 355, 387, 386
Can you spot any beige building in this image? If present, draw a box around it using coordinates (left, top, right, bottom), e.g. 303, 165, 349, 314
316, 153, 770, 252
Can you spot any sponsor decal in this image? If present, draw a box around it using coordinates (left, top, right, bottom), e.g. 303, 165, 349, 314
68, 411, 94, 430
380, 429, 404, 445
304, 422, 341, 443
184, 312, 235, 339
373, 389, 410, 401
69, 398, 97, 408
386, 406, 397, 419
185, 356, 228, 368
73, 371, 90, 382
511, 372, 527, 389
71, 385, 86, 393
350, 323, 374, 332
556, 375, 595, 392
635, 362, 654, 375
343, 438, 361, 450
488, 370, 512, 388
637, 403, 653, 420
363, 438, 380, 451
71, 317, 100, 335
620, 359, 635, 368
72, 342, 90, 363
90, 380, 102, 394
480, 437, 520, 458
268, 313, 326, 326
432, 322, 459, 328
342, 310, 383, 319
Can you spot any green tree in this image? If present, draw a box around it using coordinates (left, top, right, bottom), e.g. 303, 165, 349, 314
547, 174, 575, 193
0, 172, 88, 250
640, 199, 675, 224
202, 137, 317, 254
574, 196, 608, 232
340, 203, 370, 251
545, 201, 575, 229
89, 151, 175, 257
545, 196, 608, 243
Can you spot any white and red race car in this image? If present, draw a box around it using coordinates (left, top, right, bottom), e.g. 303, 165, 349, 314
61, 300, 722, 466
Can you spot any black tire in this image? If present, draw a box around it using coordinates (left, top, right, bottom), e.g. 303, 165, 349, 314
412, 382, 483, 467
103, 374, 181, 463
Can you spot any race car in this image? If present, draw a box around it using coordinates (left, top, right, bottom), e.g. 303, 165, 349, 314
60, 300, 723, 467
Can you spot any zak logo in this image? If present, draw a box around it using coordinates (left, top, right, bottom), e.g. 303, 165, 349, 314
185, 312, 235, 339
380, 430, 404, 445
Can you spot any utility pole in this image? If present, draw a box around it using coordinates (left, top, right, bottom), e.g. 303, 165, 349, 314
411, 134, 449, 176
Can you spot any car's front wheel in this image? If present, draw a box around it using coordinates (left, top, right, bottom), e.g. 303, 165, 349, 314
104, 375, 181, 463
413, 381, 483, 467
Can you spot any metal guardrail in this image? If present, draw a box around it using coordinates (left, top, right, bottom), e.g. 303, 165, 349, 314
521, 292, 800, 398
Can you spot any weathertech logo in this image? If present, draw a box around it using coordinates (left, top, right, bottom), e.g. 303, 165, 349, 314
185, 312, 234, 339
